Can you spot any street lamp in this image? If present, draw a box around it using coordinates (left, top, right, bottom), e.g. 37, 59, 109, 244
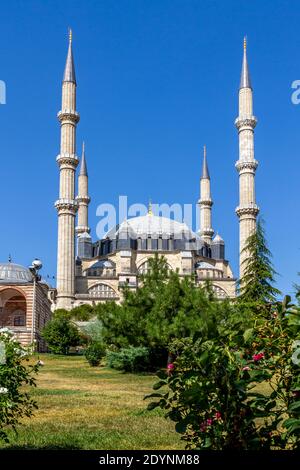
29, 259, 42, 348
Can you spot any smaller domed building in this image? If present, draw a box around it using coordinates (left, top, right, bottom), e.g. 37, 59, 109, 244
0, 262, 52, 351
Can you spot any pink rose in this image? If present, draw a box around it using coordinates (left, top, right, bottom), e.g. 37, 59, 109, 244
167, 363, 174, 370
214, 412, 222, 420
200, 422, 207, 432
252, 352, 264, 362
206, 418, 213, 426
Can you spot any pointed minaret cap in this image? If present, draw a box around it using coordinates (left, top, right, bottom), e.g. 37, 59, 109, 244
63, 28, 76, 84
201, 145, 210, 179
79, 141, 88, 176
240, 36, 252, 90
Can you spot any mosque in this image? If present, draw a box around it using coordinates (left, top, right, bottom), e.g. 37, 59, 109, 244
54, 33, 258, 309
0, 34, 259, 347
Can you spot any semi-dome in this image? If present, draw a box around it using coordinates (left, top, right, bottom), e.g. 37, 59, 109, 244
196, 261, 215, 269
106, 214, 197, 240
90, 259, 115, 269
0, 263, 33, 284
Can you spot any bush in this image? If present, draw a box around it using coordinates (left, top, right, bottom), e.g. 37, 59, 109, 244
0, 328, 39, 442
106, 347, 150, 373
85, 341, 105, 367
42, 315, 81, 354
146, 297, 300, 450
80, 319, 103, 343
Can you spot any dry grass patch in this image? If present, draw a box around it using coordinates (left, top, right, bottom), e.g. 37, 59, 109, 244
0, 354, 183, 450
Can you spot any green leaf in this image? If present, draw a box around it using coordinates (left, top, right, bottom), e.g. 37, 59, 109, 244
156, 370, 168, 380
288, 401, 300, 412
144, 392, 163, 400
147, 401, 160, 411
283, 418, 300, 428
153, 380, 167, 390
175, 419, 189, 434
243, 328, 254, 343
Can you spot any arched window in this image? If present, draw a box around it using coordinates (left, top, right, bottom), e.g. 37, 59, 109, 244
13, 309, 26, 326
212, 285, 228, 299
138, 260, 149, 275
88, 283, 118, 299
137, 260, 173, 275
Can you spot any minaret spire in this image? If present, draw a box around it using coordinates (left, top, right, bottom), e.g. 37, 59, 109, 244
240, 36, 252, 90
76, 141, 91, 237
55, 31, 80, 309
79, 141, 88, 176
198, 145, 214, 243
202, 145, 210, 179
235, 37, 259, 278
63, 28, 76, 84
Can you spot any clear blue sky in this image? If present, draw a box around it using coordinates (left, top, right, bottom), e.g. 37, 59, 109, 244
0, 0, 299, 296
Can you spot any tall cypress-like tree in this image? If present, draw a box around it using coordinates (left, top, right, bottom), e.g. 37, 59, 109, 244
239, 219, 281, 303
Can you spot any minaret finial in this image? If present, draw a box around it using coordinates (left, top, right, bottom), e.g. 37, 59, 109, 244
243, 35, 247, 51
8, 254, 12, 263
148, 199, 153, 215
69, 27, 72, 43
201, 145, 210, 179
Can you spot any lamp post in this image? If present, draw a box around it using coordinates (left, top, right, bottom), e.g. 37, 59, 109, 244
29, 259, 42, 350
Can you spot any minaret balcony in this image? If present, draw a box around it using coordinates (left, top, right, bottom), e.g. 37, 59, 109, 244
76, 225, 91, 234
57, 110, 80, 124
198, 198, 213, 207
56, 153, 79, 168
235, 204, 260, 218
55, 198, 78, 214
235, 160, 258, 173
235, 115, 257, 130
200, 228, 214, 237
76, 195, 91, 204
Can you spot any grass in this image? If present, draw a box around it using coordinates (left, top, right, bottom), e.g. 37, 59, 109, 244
0, 354, 183, 450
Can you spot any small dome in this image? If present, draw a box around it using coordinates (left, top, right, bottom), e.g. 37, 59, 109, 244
89, 259, 115, 269
0, 263, 33, 284
195, 261, 215, 269
213, 234, 224, 243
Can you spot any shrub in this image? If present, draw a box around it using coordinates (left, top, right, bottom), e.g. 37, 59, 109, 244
85, 341, 105, 367
0, 328, 39, 442
42, 316, 81, 354
80, 319, 103, 343
106, 347, 150, 373
146, 297, 300, 450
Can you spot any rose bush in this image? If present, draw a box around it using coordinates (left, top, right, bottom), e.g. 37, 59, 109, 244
0, 328, 39, 442
146, 297, 300, 450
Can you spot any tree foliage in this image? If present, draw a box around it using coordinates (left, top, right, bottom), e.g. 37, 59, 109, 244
41, 315, 81, 354
95, 254, 218, 363
239, 219, 281, 304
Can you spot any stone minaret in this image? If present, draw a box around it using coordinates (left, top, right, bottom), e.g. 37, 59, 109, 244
76, 142, 91, 236
55, 30, 80, 309
199, 145, 214, 243
235, 38, 259, 278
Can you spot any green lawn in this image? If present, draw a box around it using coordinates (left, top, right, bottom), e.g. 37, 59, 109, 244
1, 354, 183, 450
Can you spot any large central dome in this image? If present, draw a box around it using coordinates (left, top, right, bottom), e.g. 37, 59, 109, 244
107, 214, 197, 240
